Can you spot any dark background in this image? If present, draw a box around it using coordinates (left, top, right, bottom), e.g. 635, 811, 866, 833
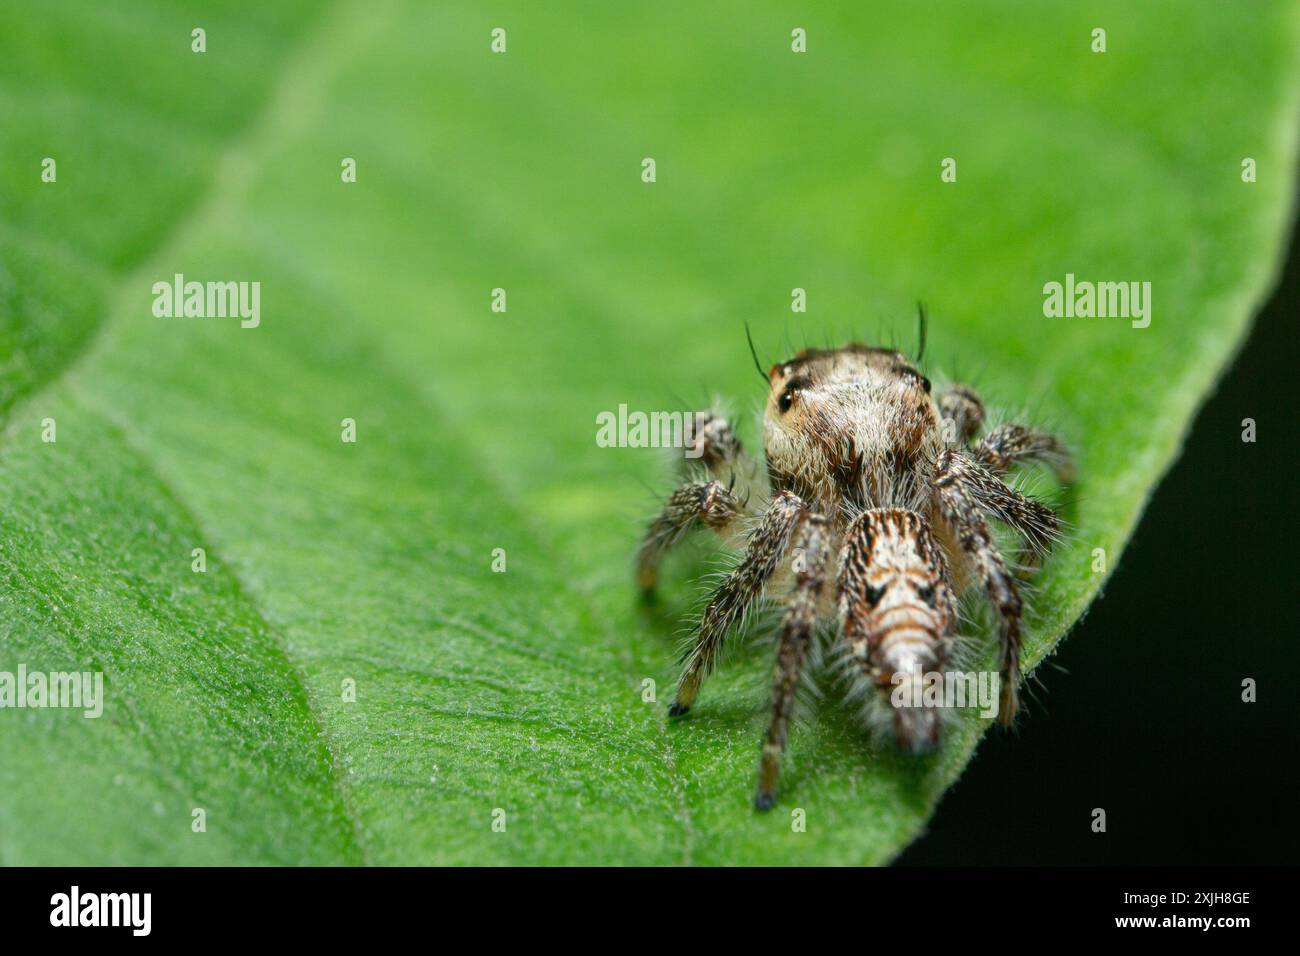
899, 210, 1300, 866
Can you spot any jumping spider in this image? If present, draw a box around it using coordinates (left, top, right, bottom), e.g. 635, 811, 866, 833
637, 316, 1072, 810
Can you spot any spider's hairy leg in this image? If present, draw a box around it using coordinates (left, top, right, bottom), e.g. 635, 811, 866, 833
938, 449, 1061, 556
937, 384, 985, 444
692, 410, 765, 517
974, 422, 1075, 483
636, 412, 758, 595
932, 456, 1023, 725
755, 513, 830, 811
636, 480, 744, 595
840, 509, 957, 752
687, 411, 749, 483
670, 490, 806, 716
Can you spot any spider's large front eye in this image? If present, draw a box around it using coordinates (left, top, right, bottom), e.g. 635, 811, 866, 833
776, 375, 809, 414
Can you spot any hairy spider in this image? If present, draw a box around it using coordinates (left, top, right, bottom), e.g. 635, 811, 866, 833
637, 315, 1072, 810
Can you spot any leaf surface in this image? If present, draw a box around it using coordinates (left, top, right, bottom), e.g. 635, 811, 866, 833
1, 0, 1297, 864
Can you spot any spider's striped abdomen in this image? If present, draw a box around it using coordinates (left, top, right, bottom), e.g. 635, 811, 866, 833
838, 508, 956, 752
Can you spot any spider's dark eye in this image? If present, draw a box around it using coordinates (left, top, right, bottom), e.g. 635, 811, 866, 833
915, 583, 936, 607
864, 583, 886, 606
775, 375, 809, 414
898, 364, 931, 393
774, 374, 806, 416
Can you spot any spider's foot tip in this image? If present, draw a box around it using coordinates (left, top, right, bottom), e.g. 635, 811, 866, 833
754, 792, 776, 812
667, 702, 690, 718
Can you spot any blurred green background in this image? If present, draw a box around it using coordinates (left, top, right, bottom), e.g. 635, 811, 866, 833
0, 1, 1296, 864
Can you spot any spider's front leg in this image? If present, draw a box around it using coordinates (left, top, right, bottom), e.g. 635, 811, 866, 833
755, 512, 830, 810
670, 490, 806, 716
939, 382, 1073, 483
686, 410, 751, 484
937, 384, 985, 443
932, 453, 1024, 724
941, 448, 1062, 556
636, 412, 755, 595
974, 422, 1074, 484
636, 480, 745, 594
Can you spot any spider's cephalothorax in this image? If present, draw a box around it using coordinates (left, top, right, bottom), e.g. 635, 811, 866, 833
637, 330, 1072, 810
762, 344, 944, 516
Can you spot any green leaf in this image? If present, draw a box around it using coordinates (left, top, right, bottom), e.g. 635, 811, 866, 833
1, 0, 1296, 865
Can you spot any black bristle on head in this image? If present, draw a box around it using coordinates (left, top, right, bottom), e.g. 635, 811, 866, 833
744, 322, 769, 383
915, 301, 929, 365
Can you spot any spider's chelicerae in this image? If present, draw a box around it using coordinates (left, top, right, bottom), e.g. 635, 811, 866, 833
637, 318, 1073, 810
